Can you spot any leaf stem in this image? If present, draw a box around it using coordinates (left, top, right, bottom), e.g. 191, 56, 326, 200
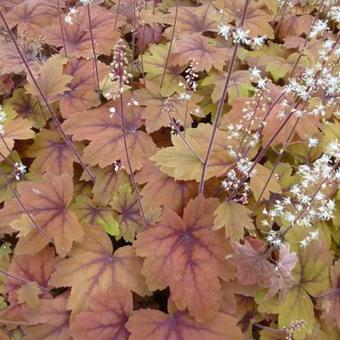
86, 4, 100, 94
57, 0, 68, 57
114, 0, 121, 30
160, 0, 179, 89
0, 9, 95, 183
0, 169, 54, 246
198, 0, 250, 193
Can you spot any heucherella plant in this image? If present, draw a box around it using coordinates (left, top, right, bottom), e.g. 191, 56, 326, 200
0, 0, 339, 339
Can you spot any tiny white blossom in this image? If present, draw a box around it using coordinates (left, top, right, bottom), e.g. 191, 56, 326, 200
307, 137, 318, 148
217, 24, 231, 40
252, 36, 266, 49
233, 28, 250, 45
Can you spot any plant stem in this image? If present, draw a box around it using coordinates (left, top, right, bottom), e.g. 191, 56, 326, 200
57, 0, 68, 57
0, 169, 54, 246
114, 0, 121, 30
86, 4, 100, 93
198, 0, 250, 194
160, 0, 179, 89
0, 268, 50, 293
0, 9, 95, 183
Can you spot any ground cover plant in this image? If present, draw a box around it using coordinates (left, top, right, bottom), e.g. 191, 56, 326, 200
0, 0, 339, 339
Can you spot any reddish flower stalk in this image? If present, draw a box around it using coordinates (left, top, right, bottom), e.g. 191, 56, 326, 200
86, 4, 100, 93
0, 169, 54, 246
160, 0, 179, 89
114, 0, 121, 30
57, 0, 68, 57
0, 268, 50, 293
0, 9, 95, 183
198, 0, 250, 193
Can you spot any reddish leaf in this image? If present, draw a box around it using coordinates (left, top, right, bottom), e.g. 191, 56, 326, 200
22, 295, 71, 340
136, 160, 197, 213
44, 6, 121, 57
5, 0, 60, 38
127, 310, 243, 340
279, 14, 314, 39
26, 129, 79, 176
70, 285, 132, 340
49, 224, 148, 314
58, 58, 108, 118
164, 4, 219, 36
229, 240, 275, 287
62, 102, 156, 171
91, 166, 129, 206
171, 33, 230, 72
0, 115, 35, 159
135, 195, 233, 322
0, 173, 83, 258
4, 248, 55, 305
134, 80, 202, 133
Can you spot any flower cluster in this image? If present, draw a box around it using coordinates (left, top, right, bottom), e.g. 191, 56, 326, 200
109, 40, 132, 93
0, 105, 6, 136
13, 162, 27, 181
283, 320, 306, 340
64, 7, 78, 25
217, 24, 266, 49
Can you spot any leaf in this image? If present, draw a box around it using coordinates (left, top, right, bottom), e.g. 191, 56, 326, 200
25, 55, 72, 103
17, 282, 40, 308
135, 160, 197, 213
22, 295, 71, 340
4, 89, 49, 129
5, 0, 60, 38
229, 240, 275, 287
143, 43, 184, 97
279, 241, 332, 339
58, 58, 108, 118
201, 70, 255, 104
163, 4, 219, 36
110, 184, 144, 242
26, 129, 78, 176
134, 80, 202, 133
170, 34, 230, 72
92, 166, 129, 206
250, 164, 282, 201
0, 115, 35, 159
0, 173, 83, 258
266, 244, 298, 299
49, 224, 148, 314
213, 202, 255, 241
151, 124, 236, 181
4, 248, 55, 305
223, 0, 274, 38
127, 310, 243, 340
97, 214, 120, 237
278, 15, 314, 39
320, 260, 340, 329
279, 286, 315, 340
62, 102, 156, 171
44, 5, 121, 58
135, 195, 233, 322
70, 285, 132, 340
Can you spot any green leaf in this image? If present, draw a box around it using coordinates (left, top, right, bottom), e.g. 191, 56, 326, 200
97, 214, 120, 237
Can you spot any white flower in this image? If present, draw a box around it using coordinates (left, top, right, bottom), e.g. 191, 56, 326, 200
64, 14, 74, 25
309, 19, 329, 38
80, 0, 93, 4
252, 35, 266, 49
329, 6, 340, 23
233, 28, 250, 45
217, 24, 231, 40
307, 137, 318, 148
0, 125, 5, 136
108, 107, 116, 118
250, 67, 261, 79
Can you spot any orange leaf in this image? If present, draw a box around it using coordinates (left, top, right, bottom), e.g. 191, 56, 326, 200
70, 285, 132, 340
135, 195, 233, 322
278, 14, 314, 39
22, 295, 71, 340
49, 224, 148, 314
26, 129, 79, 176
44, 5, 121, 58
58, 58, 108, 118
62, 102, 156, 171
136, 160, 197, 213
171, 34, 230, 72
4, 248, 55, 305
0, 173, 83, 258
127, 310, 243, 340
